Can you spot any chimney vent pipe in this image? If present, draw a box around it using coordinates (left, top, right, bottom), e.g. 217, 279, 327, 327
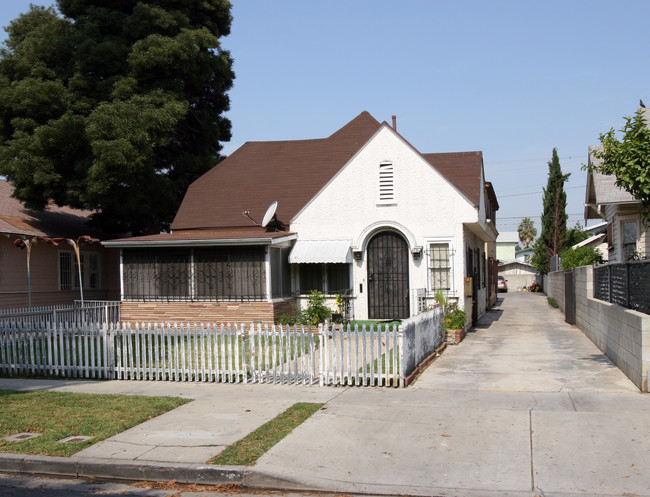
392, 115, 397, 131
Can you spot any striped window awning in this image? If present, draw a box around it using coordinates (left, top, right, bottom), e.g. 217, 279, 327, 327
289, 240, 352, 264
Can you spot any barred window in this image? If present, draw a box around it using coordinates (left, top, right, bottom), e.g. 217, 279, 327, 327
429, 243, 451, 293
123, 247, 266, 301
59, 252, 74, 291
299, 264, 323, 293
297, 263, 350, 295
59, 251, 101, 291
327, 264, 351, 294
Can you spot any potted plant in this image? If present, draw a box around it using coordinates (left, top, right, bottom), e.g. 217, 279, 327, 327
444, 302, 467, 344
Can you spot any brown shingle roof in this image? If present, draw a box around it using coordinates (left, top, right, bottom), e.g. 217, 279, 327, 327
172, 111, 383, 231
421, 151, 484, 207
169, 113, 489, 235
0, 179, 98, 238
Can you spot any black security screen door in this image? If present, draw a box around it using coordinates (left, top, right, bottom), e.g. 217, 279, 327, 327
367, 231, 410, 320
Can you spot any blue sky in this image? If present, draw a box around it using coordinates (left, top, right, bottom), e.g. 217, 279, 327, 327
2, 1, 649, 236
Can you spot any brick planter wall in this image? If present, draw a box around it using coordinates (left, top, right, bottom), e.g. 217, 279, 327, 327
120, 299, 296, 325
445, 328, 466, 344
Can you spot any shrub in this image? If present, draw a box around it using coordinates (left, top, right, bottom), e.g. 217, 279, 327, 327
303, 290, 332, 325
444, 302, 466, 330
277, 313, 298, 326
560, 246, 603, 270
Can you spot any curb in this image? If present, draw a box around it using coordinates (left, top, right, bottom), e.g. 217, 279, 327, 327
0, 453, 243, 486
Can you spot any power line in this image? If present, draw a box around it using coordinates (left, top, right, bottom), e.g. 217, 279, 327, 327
499, 214, 584, 219
487, 154, 586, 165
498, 185, 585, 198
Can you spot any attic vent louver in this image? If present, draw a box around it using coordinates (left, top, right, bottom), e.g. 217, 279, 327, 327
378, 161, 395, 203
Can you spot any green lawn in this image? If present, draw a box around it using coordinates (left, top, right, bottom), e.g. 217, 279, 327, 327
0, 390, 190, 456
210, 402, 323, 465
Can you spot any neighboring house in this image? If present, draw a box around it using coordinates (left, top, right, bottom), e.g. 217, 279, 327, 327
584, 146, 649, 261
496, 232, 520, 261
585, 220, 608, 236
0, 179, 120, 309
572, 221, 608, 261
104, 112, 500, 325
515, 246, 534, 262
498, 260, 538, 291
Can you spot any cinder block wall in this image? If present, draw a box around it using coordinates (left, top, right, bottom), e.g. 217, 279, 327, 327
120, 300, 296, 326
548, 266, 649, 392
546, 272, 565, 312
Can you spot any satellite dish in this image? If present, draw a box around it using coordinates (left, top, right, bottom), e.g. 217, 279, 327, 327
261, 201, 278, 228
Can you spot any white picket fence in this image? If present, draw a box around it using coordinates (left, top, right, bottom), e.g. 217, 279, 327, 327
0, 307, 443, 387
0, 325, 113, 380
0, 301, 120, 328
0, 322, 405, 386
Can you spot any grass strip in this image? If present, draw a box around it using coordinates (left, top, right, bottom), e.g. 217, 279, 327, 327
0, 390, 190, 457
211, 402, 323, 466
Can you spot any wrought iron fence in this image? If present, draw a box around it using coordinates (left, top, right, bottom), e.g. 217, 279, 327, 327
593, 260, 650, 315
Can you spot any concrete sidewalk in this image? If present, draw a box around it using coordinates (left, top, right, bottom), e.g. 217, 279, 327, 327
1, 293, 650, 497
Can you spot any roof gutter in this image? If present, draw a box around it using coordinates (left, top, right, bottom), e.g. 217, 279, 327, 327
102, 234, 297, 248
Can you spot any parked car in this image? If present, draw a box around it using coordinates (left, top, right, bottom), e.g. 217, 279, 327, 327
497, 275, 508, 293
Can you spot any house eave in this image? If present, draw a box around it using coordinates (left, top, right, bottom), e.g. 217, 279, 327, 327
102, 234, 297, 248
464, 221, 497, 242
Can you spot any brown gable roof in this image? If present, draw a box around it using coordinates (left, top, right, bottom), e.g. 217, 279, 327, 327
421, 151, 484, 207
172, 111, 383, 231
0, 179, 98, 238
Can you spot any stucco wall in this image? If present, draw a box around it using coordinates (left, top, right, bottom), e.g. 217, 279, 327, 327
291, 126, 491, 320
547, 266, 649, 392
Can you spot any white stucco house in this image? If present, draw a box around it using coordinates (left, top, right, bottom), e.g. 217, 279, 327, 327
104, 112, 500, 325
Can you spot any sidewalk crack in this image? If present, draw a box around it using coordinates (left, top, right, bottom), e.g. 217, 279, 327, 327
529, 409, 535, 492
567, 392, 577, 411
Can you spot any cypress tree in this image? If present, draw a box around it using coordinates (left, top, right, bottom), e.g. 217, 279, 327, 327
531, 148, 570, 274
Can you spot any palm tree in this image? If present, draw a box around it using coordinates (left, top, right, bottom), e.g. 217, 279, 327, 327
518, 217, 537, 248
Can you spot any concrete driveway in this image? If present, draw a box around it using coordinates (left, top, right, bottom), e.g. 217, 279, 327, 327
415, 292, 638, 393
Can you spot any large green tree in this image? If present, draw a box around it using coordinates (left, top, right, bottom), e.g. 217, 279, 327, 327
0, 1, 234, 235
531, 148, 570, 274
589, 108, 650, 224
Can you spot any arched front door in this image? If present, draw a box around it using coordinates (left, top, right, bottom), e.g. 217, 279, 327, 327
367, 231, 410, 320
